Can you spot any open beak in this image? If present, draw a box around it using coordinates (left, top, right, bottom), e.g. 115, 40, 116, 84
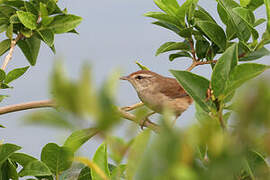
120, 76, 129, 80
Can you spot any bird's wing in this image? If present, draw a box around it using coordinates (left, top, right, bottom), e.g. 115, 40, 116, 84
159, 77, 189, 99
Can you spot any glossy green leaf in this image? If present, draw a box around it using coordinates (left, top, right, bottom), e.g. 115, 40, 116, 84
91, 143, 110, 180
48, 14, 82, 34
153, 0, 180, 17
240, 0, 251, 7
0, 39, 11, 56
37, 29, 54, 47
240, 47, 270, 61
0, 143, 21, 165
127, 130, 151, 180
211, 44, 238, 99
152, 21, 181, 35
10, 153, 37, 167
169, 51, 192, 61
19, 160, 52, 177
194, 6, 216, 23
144, 12, 182, 28
63, 128, 99, 152
16, 11, 37, 30
225, 63, 270, 97
177, 0, 195, 26
196, 21, 226, 51
41, 143, 74, 175
78, 167, 92, 180
170, 70, 211, 112
18, 36, 41, 65
4, 66, 29, 84
156, 42, 190, 56
0, 69, 6, 82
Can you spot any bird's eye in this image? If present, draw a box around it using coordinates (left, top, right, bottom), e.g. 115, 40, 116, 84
136, 75, 143, 80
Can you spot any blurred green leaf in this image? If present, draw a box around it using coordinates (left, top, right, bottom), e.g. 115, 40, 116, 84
0, 69, 6, 82
37, 29, 54, 47
19, 160, 52, 177
225, 63, 270, 98
254, 18, 266, 27
170, 70, 211, 112
63, 128, 99, 152
127, 130, 151, 180
78, 167, 92, 180
41, 143, 74, 175
16, 11, 37, 30
246, 0, 264, 10
6, 23, 13, 39
169, 51, 192, 61
91, 143, 110, 180
195, 39, 210, 59
156, 42, 190, 56
4, 66, 29, 84
24, 1, 38, 15
240, 47, 270, 61
18, 35, 41, 65
9, 14, 20, 24
144, 12, 182, 28
40, 2, 48, 18
211, 44, 238, 99
196, 21, 226, 51
0, 6, 16, 18
48, 14, 82, 34
240, 0, 251, 7
24, 110, 73, 130
0, 143, 21, 165
111, 164, 126, 180
0, 39, 11, 56
265, 0, 270, 34
135, 61, 150, 70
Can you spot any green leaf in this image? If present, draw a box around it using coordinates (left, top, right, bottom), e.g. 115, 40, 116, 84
41, 143, 74, 175
170, 70, 211, 112
254, 18, 266, 27
24, 1, 38, 15
91, 143, 110, 180
240, 0, 251, 7
246, 0, 264, 10
6, 23, 13, 39
240, 47, 270, 61
196, 21, 226, 51
135, 61, 150, 70
195, 39, 210, 59
152, 21, 180, 35
19, 160, 52, 177
144, 12, 182, 28
40, 2, 48, 18
0, 143, 21, 165
37, 29, 54, 47
265, 0, 270, 33
4, 66, 29, 84
63, 128, 99, 152
48, 14, 82, 34
9, 153, 37, 167
225, 63, 270, 97
0, 69, 6, 82
211, 44, 238, 99
169, 51, 192, 61
194, 6, 216, 23
18, 36, 41, 65
127, 130, 151, 180
6, 159, 19, 180
78, 167, 92, 180
0, 39, 11, 56
16, 11, 37, 30
156, 42, 190, 56
0, 95, 8, 103
153, 0, 180, 18
9, 14, 20, 24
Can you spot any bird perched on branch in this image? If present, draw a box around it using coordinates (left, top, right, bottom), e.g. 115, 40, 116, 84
120, 70, 193, 126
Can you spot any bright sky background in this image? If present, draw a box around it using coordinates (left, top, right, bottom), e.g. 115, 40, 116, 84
0, 0, 269, 160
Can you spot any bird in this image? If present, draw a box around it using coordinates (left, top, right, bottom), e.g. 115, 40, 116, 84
120, 70, 193, 126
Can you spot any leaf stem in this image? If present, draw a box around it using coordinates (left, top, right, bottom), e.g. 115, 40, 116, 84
1, 33, 23, 70
186, 60, 217, 72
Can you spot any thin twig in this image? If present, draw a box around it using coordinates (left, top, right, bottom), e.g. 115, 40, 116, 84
0, 100, 55, 115
1, 34, 23, 70
186, 60, 217, 72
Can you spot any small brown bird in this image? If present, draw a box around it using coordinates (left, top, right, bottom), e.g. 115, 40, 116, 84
120, 70, 193, 124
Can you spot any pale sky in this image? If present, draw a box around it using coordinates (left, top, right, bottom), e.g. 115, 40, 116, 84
0, 0, 269, 159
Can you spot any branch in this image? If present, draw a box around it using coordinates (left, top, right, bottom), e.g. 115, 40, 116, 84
1, 34, 23, 70
121, 102, 144, 111
0, 100, 55, 115
186, 60, 217, 72
0, 100, 160, 133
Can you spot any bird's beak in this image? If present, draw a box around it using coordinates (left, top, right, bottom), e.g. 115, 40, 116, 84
120, 76, 129, 80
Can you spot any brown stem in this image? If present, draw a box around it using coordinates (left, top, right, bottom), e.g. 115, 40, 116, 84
0, 100, 56, 115
186, 60, 217, 72
189, 39, 197, 61
1, 34, 23, 70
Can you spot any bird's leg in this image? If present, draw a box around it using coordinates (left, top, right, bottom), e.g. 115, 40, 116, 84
121, 102, 144, 112
140, 111, 156, 130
